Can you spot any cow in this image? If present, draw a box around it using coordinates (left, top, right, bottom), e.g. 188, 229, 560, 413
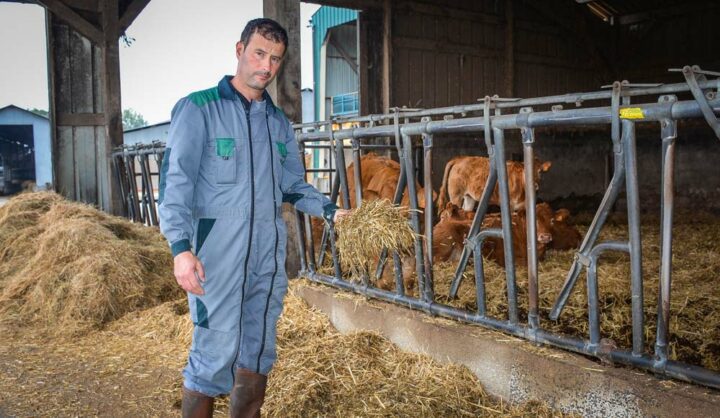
481, 203, 554, 267
436, 156, 551, 215
548, 208, 583, 251
431, 202, 555, 268
342, 153, 436, 210
376, 202, 556, 294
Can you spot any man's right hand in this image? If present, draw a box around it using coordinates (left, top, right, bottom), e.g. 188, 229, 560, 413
174, 251, 206, 295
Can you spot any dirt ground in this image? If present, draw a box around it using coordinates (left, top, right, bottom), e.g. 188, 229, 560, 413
0, 324, 209, 417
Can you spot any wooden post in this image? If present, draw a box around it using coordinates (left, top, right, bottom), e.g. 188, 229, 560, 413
382, 0, 391, 112
101, 0, 124, 214
264, 0, 303, 278
263, 0, 302, 123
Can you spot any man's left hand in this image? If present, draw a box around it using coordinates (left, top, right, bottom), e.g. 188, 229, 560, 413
333, 209, 351, 223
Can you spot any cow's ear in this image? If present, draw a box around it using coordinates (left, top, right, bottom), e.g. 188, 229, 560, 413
539, 161, 552, 172
554, 209, 569, 223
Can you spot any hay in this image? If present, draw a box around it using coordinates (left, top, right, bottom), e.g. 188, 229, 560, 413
335, 199, 416, 276
432, 213, 720, 372
0, 192, 181, 334
110, 298, 193, 346
108, 282, 565, 417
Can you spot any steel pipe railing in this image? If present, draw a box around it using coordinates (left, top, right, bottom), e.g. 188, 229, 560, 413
112, 67, 720, 390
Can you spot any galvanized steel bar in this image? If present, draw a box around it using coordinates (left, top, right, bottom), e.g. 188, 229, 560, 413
622, 115, 645, 356
492, 122, 519, 324
549, 171, 626, 320
519, 107, 539, 330
296, 98, 720, 144
585, 241, 630, 347
656, 97, 678, 366
449, 98, 498, 299
423, 132, 435, 301
402, 133, 428, 302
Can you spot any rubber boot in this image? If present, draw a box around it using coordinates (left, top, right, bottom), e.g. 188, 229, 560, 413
229, 368, 267, 418
181, 387, 215, 418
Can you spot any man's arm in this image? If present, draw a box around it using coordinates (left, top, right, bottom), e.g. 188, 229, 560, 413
279, 120, 341, 223
158, 98, 206, 295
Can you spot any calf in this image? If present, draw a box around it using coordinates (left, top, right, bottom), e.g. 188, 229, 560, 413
437, 156, 551, 214
481, 203, 554, 267
548, 208, 582, 251
342, 153, 436, 209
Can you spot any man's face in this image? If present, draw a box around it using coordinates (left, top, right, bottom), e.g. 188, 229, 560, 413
236, 33, 286, 93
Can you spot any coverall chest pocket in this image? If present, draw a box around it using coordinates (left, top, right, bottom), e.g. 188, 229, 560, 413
214, 137, 237, 184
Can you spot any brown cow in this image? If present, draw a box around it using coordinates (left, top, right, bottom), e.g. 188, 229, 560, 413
377, 202, 556, 293
437, 156, 551, 215
342, 153, 435, 209
548, 208, 582, 251
481, 203, 554, 267
431, 202, 555, 268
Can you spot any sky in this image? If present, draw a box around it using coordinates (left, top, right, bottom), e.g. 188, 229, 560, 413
0, 0, 320, 124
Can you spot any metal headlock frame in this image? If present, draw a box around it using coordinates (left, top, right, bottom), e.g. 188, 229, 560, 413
292, 66, 720, 390
109, 66, 720, 389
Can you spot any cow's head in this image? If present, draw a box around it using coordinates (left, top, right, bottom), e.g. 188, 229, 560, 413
439, 202, 461, 221
535, 203, 554, 245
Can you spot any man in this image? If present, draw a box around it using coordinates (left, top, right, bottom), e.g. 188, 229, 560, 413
158, 18, 347, 417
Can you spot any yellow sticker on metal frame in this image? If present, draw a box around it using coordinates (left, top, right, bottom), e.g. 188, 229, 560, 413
619, 107, 645, 119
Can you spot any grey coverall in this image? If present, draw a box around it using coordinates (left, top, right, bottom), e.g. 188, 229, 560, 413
158, 76, 336, 396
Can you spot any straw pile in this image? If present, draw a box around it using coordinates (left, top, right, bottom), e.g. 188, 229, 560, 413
432, 212, 720, 372
108, 282, 564, 417
335, 199, 416, 276
0, 192, 181, 333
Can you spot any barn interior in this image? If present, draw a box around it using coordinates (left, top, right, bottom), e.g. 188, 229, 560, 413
307, 0, 720, 213
1, 0, 719, 415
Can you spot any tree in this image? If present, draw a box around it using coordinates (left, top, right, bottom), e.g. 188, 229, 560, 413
122, 108, 148, 130
28, 108, 48, 118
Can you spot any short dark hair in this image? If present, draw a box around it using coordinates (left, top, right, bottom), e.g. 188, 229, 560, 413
240, 18, 288, 50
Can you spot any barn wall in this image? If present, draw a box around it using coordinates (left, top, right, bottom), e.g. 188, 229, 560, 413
382, 1, 720, 213
389, 0, 608, 109
614, 4, 720, 83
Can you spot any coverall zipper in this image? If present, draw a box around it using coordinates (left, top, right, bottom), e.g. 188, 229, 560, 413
256, 112, 280, 373
233, 104, 255, 381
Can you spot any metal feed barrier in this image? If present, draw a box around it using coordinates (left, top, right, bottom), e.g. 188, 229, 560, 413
294, 66, 720, 390
111, 140, 165, 226
112, 66, 720, 390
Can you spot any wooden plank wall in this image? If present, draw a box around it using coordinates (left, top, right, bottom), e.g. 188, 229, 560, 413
390, 0, 606, 109
48, 15, 114, 211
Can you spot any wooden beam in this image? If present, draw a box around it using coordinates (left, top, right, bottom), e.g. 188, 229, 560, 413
56, 112, 105, 126
119, 0, 150, 34
37, 0, 103, 45
100, 0, 123, 214
381, 0, 391, 112
63, 0, 98, 13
